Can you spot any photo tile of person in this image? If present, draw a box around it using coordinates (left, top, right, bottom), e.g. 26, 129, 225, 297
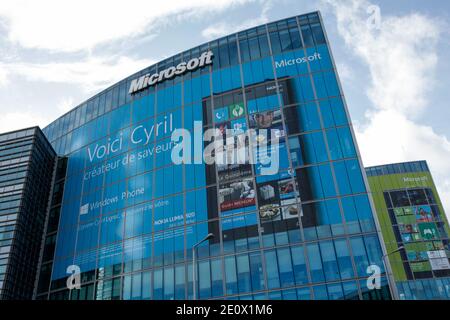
415, 205, 433, 222
219, 178, 256, 212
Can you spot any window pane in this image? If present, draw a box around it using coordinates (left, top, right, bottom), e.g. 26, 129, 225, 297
236, 254, 251, 293
279, 29, 292, 51
301, 25, 314, 47
264, 250, 280, 289
306, 243, 325, 282
249, 252, 264, 291
211, 259, 224, 297
269, 32, 282, 54
277, 247, 295, 287
225, 256, 238, 295
319, 241, 340, 281
199, 261, 211, 299
311, 23, 326, 44
334, 239, 354, 279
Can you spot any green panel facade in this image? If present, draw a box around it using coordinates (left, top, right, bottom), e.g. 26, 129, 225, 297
366, 161, 450, 299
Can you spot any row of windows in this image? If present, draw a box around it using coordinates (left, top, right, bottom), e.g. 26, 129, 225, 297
0, 138, 34, 153
0, 178, 25, 190
0, 171, 27, 183
0, 194, 22, 206
50, 235, 384, 295
0, 144, 32, 158
397, 277, 450, 300
0, 151, 31, 164
0, 156, 30, 170
0, 225, 14, 234
0, 189, 22, 201
47, 277, 390, 300
0, 209, 18, 221
385, 188, 436, 209
366, 161, 429, 177
0, 200, 20, 213
0, 128, 36, 143
56, 206, 376, 265
0, 164, 27, 177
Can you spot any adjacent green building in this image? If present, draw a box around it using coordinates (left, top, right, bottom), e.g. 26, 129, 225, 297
366, 161, 450, 299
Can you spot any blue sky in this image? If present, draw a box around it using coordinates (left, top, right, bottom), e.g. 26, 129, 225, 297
1, 0, 450, 217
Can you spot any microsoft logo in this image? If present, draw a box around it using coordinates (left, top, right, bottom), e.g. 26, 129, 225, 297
129, 51, 214, 94
79, 203, 89, 215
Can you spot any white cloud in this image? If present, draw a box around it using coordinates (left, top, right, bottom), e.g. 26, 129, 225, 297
0, 55, 153, 93
0, 110, 49, 133
0, 0, 259, 94
335, 62, 353, 83
202, 24, 230, 40
0, 0, 255, 52
324, 0, 450, 217
201, 0, 272, 40
355, 109, 450, 216
0, 66, 8, 86
56, 96, 75, 114
0, 54, 154, 133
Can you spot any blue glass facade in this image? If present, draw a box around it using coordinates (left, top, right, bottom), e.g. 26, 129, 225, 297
37, 11, 391, 300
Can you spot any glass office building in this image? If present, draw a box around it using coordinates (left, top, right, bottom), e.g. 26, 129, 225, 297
0, 127, 56, 299
366, 161, 450, 299
34, 11, 392, 300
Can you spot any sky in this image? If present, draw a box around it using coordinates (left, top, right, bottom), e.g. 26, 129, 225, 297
0, 0, 450, 218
